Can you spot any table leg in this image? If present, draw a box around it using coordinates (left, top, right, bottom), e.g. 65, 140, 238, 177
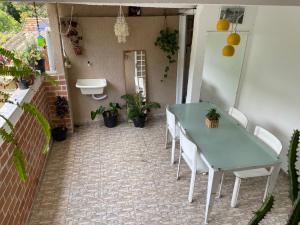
204, 168, 221, 224
265, 163, 281, 197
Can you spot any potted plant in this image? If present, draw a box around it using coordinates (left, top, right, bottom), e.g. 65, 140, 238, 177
51, 96, 69, 141
61, 20, 83, 55
15, 44, 45, 89
121, 93, 161, 128
205, 108, 221, 128
20, 44, 45, 73
91, 102, 121, 128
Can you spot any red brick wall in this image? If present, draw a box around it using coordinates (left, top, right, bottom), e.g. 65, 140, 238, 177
0, 83, 50, 225
44, 74, 73, 131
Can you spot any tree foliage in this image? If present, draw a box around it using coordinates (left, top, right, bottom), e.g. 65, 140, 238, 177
0, 9, 20, 32
1, 2, 21, 22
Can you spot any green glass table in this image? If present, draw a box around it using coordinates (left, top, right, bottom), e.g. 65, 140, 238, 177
169, 102, 281, 224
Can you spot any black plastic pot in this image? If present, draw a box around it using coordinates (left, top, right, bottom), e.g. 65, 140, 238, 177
36, 58, 45, 73
133, 115, 146, 128
51, 127, 68, 141
103, 111, 118, 128
17, 79, 30, 90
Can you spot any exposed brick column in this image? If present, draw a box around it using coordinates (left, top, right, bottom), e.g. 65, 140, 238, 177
0, 83, 50, 225
44, 74, 73, 131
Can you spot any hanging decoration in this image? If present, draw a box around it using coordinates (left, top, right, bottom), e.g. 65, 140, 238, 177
227, 32, 240, 45
114, 6, 129, 43
216, 17, 230, 32
217, 8, 244, 57
226, 14, 242, 46
33, 2, 46, 48
222, 45, 235, 56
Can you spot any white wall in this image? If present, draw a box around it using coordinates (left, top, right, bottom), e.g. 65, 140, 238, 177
186, 5, 257, 103
236, 6, 300, 171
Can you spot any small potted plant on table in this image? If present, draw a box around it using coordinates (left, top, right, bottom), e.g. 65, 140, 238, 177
205, 108, 221, 128
51, 96, 69, 141
91, 102, 121, 128
121, 93, 161, 128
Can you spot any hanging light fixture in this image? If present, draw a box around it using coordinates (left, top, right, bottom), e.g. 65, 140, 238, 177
114, 6, 129, 43
34, 2, 46, 47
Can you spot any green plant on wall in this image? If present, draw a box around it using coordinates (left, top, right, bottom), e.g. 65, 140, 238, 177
154, 27, 179, 82
0, 47, 51, 182
248, 130, 300, 225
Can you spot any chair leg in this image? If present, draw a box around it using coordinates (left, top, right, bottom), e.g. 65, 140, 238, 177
188, 169, 196, 203
171, 138, 176, 164
231, 177, 241, 208
217, 172, 224, 198
176, 147, 182, 180
165, 128, 169, 149
263, 176, 271, 201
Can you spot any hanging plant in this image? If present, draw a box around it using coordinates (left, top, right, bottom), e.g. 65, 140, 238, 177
61, 20, 83, 55
154, 25, 179, 82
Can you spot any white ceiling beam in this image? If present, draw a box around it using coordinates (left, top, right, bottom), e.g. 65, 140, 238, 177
18, 0, 300, 7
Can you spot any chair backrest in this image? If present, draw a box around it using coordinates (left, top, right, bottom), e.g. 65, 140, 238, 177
254, 126, 282, 155
179, 127, 197, 165
166, 107, 176, 137
228, 107, 248, 128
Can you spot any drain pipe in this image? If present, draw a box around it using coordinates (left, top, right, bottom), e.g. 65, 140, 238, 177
91, 94, 107, 100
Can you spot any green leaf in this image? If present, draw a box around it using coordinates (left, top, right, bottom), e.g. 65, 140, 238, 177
0, 114, 14, 131
44, 73, 59, 86
20, 103, 50, 154
13, 147, 27, 182
0, 127, 16, 145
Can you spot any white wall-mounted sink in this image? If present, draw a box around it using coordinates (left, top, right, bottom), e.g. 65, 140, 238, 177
76, 79, 107, 95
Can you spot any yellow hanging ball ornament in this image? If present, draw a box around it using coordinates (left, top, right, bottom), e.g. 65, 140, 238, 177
227, 33, 240, 45
216, 19, 230, 31
222, 45, 235, 57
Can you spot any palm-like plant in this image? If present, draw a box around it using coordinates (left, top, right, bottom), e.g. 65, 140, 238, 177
121, 93, 160, 121
0, 47, 51, 182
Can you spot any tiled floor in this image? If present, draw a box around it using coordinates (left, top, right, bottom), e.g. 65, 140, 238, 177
28, 118, 291, 225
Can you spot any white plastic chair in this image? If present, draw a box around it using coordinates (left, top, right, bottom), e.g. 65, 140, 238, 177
230, 126, 282, 207
229, 107, 248, 128
176, 127, 208, 203
217, 107, 248, 198
165, 107, 179, 164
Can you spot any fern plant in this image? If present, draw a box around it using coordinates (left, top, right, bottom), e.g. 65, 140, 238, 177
0, 47, 51, 181
248, 129, 300, 225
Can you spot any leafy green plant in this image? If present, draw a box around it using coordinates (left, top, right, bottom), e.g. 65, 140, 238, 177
18, 43, 42, 67
0, 47, 51, 181
91, 102, 121, 120
0, 47, 34, 78
121, 93, 160, 120
248, 130, 300, 225
205, 108, 221, 121
154, 27, 179, 81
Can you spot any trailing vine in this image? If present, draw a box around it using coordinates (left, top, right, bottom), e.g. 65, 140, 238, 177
154, 23, 179, 82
